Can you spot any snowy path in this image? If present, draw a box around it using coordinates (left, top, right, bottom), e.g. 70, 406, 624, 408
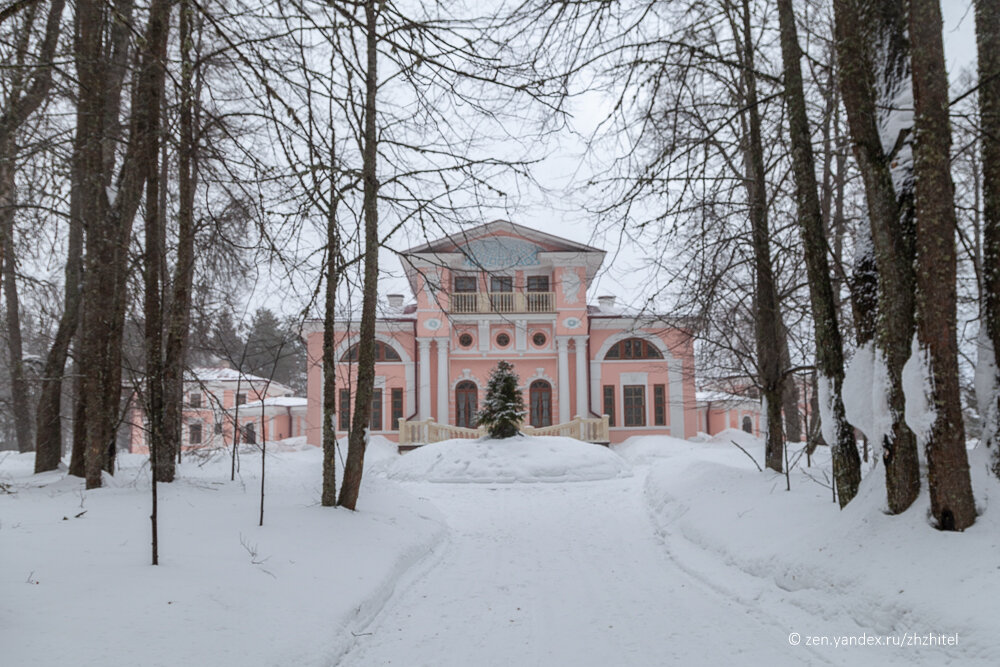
337, 474, 824, 666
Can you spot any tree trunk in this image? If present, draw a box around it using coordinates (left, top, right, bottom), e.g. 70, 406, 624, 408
779, 324, 802, 443
737, 0, 785, 472
908, 0, 976, 530
34, 158, 83, 471
976, 0, 1000, 465
776, 0, 861, 505
322, 196, 341, 507
339, 0, 379, 509
161, 0, 199, 482
0, 0, 67, 458
0, 139, 33, 453
78, 0, 172, 488
832, 0, 920, 513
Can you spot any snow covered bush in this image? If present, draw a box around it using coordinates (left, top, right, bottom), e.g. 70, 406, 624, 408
476, 360, 525, 438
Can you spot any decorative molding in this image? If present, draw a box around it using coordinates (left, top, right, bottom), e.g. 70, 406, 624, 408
452, 368, 482, 389
562, 267, 582, 304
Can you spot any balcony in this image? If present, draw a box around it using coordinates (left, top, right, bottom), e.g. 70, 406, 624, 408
450, 291, 554, 314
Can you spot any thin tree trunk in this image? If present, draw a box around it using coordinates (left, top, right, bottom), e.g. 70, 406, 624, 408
0, 140, 32, 453
776, 0, 862, 506
322, 195, 341, 507
908, 0, 976, 530
737, 0, 785, 472
832, 0, 920, 513
339, 0, 379, 509
779, 324, 802, 443
0, 0, 66, 458
976, 0, 1000, 465
34, 160, 83, 471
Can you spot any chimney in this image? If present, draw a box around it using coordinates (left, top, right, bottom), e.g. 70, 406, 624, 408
387, 294, 405, 308
598, 295, 616, 310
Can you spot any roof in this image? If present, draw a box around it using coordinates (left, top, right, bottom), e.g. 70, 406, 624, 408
695, 390, 760, 407
231, 396, 308, 411
402, 220, 604, 255
185, 367, 293, 394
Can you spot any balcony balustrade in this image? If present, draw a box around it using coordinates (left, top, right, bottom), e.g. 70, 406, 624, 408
449, 291, 554, 314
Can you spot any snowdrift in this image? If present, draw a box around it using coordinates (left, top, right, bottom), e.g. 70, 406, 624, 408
385, 435, 631, 483
641, 435, 1000, 665
0, 447, 443, 667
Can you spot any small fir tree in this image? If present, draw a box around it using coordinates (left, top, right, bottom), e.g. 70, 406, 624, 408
476, 361, 525, 438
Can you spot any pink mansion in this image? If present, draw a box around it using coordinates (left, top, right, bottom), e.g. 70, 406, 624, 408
302, 221, 721, 446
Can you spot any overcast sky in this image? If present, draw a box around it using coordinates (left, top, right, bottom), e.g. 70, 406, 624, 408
263, 2, 982, 321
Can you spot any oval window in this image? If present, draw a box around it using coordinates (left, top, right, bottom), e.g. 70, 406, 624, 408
458, 333, 474, 348
532, 332, 547, 346
496, 333, 511, 347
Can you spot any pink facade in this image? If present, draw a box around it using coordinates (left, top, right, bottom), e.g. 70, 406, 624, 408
695, 391, 763, 438
129, 367, 303, 453
303, 221, 702, 445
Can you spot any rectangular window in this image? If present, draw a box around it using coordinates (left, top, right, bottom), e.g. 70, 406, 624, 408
236, 392, 246, 406
603, 385, 616, 427
189, 423, 202, 445
189, 393, 202, 408
654, 384, 666, 426
339, 389, 351, 430
526, 275, 549, 292
490, 276, 513, 292
624, 385, 646, 427
454, 276, 477, 292
214, 422, 223, 435
370, 389, 383, 431
391, 388, 403, 430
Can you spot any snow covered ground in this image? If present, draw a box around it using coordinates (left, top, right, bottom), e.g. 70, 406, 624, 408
3, 431, 998, 666
0, 436, 443, 667
384, 435, 631, 483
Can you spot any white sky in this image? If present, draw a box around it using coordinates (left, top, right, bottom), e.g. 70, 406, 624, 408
267, 2, 981, 321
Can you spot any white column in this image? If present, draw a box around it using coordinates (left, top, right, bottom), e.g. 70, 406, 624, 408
574, 336, 588, 418
557, 337, 571, 423
515, 319, 527, 352
436, 338, 449, 424
418, 338, 432, 420
478, 320, 490, 352
669, 358, 685, 437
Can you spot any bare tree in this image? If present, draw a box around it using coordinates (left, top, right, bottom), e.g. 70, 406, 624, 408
775, 0, 860, 504
832, 0, 920, 513
976, 0, 1000, 467
907, 0, 975, 530
0, 0, 66, 455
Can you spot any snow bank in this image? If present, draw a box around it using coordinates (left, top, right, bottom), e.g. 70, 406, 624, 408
902, 335, 936, 449
641, 437, 1000, 665
975, 329, 999, 446
843, 342, 893, 461
385, 435, 631, 483
0, 448, 444, 667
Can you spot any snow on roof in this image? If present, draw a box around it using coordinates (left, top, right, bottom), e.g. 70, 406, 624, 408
185, 367, 293, 393
232, 396, 308, 411
696, 390, 759, 406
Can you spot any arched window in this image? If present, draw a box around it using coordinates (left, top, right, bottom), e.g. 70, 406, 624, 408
340, 341, 402, 362
604, 337, 664, 360
529, 380, 552, 427
742, 416, 753, 434
455, 381, 478, 428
